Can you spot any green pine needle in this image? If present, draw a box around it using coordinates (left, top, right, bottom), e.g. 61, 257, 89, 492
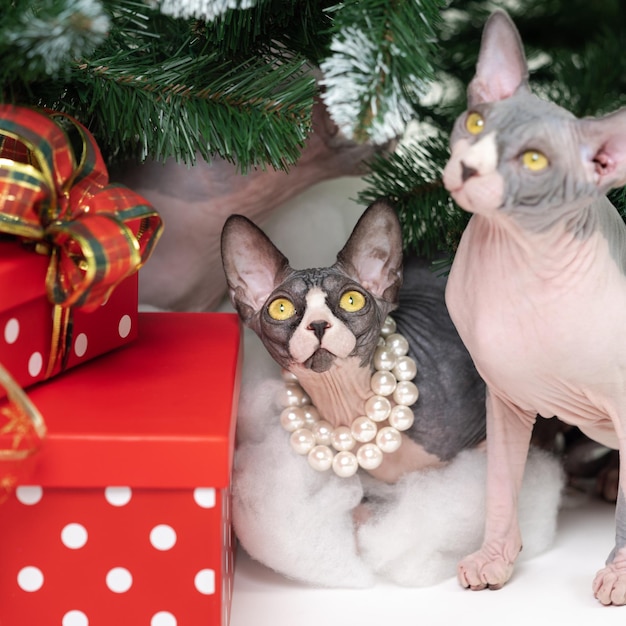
74, 45, 315, 167
1, 0, 110, 79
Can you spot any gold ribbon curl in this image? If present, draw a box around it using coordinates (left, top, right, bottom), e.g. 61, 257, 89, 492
0, 364, 47, 500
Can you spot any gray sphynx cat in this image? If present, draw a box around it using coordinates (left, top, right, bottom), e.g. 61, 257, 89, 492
443, 10, 626, 604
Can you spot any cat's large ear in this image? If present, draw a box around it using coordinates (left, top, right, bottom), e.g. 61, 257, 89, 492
468, 10, 529, 107
335, 199, 403, 304
578, 109, 626, 192
221, 215, 291, 324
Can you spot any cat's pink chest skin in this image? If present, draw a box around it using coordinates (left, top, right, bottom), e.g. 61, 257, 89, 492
447, 214, 626, 447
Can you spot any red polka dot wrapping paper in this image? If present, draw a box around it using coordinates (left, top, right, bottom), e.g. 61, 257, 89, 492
0, 312, 242, 626
0, 239, 138, 400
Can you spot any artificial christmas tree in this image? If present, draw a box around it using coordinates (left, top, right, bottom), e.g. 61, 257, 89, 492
0, 313, 241, 626
3, 0, 624, 263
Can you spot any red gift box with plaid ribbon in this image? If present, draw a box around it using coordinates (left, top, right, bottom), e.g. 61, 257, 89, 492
0, 104, 162, 397
0, 312, 242, 626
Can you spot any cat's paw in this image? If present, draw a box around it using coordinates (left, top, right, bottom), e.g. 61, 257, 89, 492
457, 548, 516, 591
593, 556, 626, 605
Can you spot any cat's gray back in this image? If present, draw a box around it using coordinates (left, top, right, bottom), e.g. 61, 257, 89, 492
395, 256, 486, 460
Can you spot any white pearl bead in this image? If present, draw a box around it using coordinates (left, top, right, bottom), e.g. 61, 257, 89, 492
376, 426, 402, 453
330, 426, 356, 451
393, 380, 419, 406
389, 405, 415, 431
281, 369, 299, 383
279, 383, 310, 407
302, 405, 321, 427
280, 406, 305, 432
311, 420, 334, 445
364, 395, 391, 422
307, 445, 334, 471
373, 345, 397, 371
290, 428, 316, 455
332, 451, 359, 477
356, 443, 384, 470
392, 355, 417, 381
386, 333, 409, 357
370, 370, 397, 396
380, 316, 397, 337
351, 416, 377, 443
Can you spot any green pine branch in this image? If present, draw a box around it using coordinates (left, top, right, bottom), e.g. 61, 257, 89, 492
204, 0, 334, 63
320, 0, 445, 144
0, 0, 111, 83
2, 0, 318, 168
358, 134, 467, 259
72, 43, 315, 167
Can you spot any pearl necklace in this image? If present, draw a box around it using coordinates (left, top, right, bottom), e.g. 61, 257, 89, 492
278, 316, 419, 478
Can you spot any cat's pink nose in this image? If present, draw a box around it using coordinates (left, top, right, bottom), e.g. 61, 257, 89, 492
308, 320, 330, 340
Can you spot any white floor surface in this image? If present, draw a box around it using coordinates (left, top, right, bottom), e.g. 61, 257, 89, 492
231, 494, 624, 625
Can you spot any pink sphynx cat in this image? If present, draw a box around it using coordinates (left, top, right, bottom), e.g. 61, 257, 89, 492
443, 10, 626, 605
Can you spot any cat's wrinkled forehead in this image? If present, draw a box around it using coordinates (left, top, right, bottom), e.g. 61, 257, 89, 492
466, 92, 577, 146
273, 267, 354, 299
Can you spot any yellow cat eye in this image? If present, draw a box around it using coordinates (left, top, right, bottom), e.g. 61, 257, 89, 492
521, 150, 549, 171
465, 112, 485, 135
267, 297, 296, 321
339, 290, 366, 312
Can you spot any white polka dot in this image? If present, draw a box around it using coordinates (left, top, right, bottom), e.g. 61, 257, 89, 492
193, 487, 216, 509
150, 525, 177, 551
15, 485, 43, 505
74, 333, 88, 358
28, 352, 43, 377
118, 314, 132, 338
4, 318, 19, 344
194, 569, 215, 595
106, 567, 133, 593
151, 612, 177, 626
63, 610, 89, 626
104, 486, 132, 507
61, 523, 88, 549
104, 487, 133, 506
17, 566, 44, 592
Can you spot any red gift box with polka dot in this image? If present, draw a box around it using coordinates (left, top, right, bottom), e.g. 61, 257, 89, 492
0, 239, 138, 399
0, 312, 242, 626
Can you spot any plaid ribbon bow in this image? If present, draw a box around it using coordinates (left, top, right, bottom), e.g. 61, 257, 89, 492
0, 104, 162, 312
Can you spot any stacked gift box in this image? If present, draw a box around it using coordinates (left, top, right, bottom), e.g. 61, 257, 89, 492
0, 313, 241, 626
0, 105, 242, 625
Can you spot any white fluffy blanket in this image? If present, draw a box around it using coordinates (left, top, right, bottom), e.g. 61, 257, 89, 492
232, 327, 564, 588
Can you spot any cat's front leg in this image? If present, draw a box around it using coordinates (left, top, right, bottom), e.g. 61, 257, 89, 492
593, 432, 626, 605
457, 391, 535, 590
